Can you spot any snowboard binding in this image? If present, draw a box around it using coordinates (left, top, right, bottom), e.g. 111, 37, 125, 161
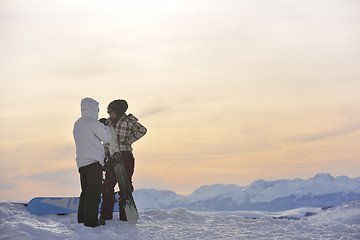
103, 152, 122, 172
113, 191, 121, 203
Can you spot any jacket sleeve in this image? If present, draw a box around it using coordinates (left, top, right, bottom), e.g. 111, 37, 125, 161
128, 121, 147, 145
93, 121, 112, 144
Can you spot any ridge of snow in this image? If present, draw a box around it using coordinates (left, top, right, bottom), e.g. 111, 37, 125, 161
133, 173, 360, 210
187, 184, 243, 202
204, 173, 360, 204
1, 200, 360, 239
133, 189, 184, 210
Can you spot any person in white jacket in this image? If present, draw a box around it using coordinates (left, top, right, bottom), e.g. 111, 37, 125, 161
73, 97, 112, 227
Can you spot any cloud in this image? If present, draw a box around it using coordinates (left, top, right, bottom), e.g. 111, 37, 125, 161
288, 124, 360, 144
0, 183, 17, 190
56, 144, 75, 159
18, 167, 78, 185
139, 106, 169, 118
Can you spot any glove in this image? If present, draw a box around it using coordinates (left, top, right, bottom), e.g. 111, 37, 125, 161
99, 118, 108, 125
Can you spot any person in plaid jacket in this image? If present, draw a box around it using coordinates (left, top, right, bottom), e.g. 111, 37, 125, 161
100, 99, 147, 221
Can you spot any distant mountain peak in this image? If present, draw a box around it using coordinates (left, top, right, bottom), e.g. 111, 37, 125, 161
134, 173, 360, 211
313, 173, 334, 181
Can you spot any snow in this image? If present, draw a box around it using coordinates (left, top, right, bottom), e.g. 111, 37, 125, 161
187, 184, 244, 202
134, 189, 183, 210
1, 201, 359, 240
133, 174, 360, 211
230, 174, 360, 204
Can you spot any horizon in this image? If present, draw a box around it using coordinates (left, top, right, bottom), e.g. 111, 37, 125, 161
134, 172, 359, 194
4, 173, 360, 202
1, 0, 360, 202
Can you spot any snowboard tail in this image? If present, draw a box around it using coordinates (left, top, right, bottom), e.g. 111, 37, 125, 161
111, 152, 139, 224
28, 197, 79, 215
27, 197, 119, 215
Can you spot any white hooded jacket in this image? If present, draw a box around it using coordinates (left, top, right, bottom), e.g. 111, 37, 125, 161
73, 98, 112, 169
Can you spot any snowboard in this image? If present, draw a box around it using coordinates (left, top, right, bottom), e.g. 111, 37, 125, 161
27, 196, 120, 215
104, 125, 138, 224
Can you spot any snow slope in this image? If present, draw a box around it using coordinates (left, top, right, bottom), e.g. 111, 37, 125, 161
1, 201, 359, 240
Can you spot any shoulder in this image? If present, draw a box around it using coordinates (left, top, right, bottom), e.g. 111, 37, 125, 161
92, 119, 109, 131
125, 114, 138, 123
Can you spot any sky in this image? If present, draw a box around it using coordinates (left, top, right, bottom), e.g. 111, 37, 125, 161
1, 0, 360, 202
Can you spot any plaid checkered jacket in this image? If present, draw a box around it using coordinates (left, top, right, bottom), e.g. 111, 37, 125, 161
107, 114, 147, 152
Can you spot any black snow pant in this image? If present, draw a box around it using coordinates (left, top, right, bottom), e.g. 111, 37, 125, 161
78, 162, 102, 227
100, 151, 135, 219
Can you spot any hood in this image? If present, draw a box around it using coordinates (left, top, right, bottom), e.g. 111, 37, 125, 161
125, 114, 138, 124
81, 97, 99, 119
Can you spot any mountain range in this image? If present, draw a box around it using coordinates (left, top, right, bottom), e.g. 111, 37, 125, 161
133, 173, 360, 211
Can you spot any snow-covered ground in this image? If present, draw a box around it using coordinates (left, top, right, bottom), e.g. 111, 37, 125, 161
1, 201, 359, 240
